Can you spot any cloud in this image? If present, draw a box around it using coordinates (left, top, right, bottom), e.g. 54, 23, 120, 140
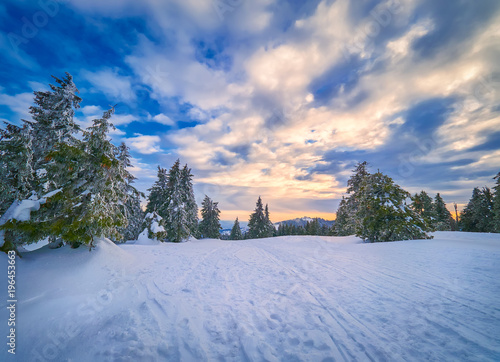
125, 134, 162, 154
81, 68, 136, 102
2, 0, 500, 219
0, 91, 34, 123
152, 113, 175, 126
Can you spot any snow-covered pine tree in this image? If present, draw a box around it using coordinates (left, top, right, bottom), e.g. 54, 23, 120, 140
332, 162, 370, 236
1, 73, 84, 250
229, 217, 243, 240
460, 187, 495, 232
264, 204, 275, 237
331, 197, 352, 236
411, 191, 436, 230
50, 108, 128, 248
165, 160, 190, 242
0, 122, 34, 216
355, 171, 432, 242
347, 161, 370, 194
248, 196, 268, 239
433, 193, 453, 231
146, 166, 169, 215
199, 195, 222, 239
181, 164, 199, 238
493, 172, 500, 232
26, 73, 82, 193
116, 143, 144, 241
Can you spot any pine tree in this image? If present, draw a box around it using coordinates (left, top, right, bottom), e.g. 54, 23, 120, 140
332, 162, 370, 236
165, 160, 190, 242
230, 217, 243, 240
433, 193, 453, 231
264, 204, 275, 237
332, 197, 352, 235
121, 195, 144, 241
181, 164, 199, 238
50, 108, 128, 248
0, 123, 34, 216
411, 191, 436, 230
493, 172, 500, 232
146, 166, 169, 214
248, 196, 268, 239
461, 187, 495, 232
355, 171, 432, 242
26, 73, 81, 193
199, 195, 221, 239
1, 73, 84, 250
145, 161, 198, 242
116, 143, 144, 241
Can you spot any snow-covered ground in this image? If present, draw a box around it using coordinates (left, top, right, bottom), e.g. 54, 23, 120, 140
1, 232, 499, 361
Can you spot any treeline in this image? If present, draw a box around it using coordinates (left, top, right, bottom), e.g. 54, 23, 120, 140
332, 162, 500, 240
460, 184, 499, 233
276, 220, 331, 237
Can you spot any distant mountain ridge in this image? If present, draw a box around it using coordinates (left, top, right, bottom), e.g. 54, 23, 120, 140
274, 217, 335, 228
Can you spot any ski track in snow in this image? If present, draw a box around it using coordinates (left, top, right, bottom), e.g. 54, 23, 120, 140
1, 232, 499, 361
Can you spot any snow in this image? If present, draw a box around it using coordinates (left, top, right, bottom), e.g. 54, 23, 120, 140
151, 221, 165, 233
0, 199, 46, 243
129, 229, 161, 245
145, 212, 162, 220
1, 232, 499, 361
11, 199, 44, 222
42, 188, 62, 199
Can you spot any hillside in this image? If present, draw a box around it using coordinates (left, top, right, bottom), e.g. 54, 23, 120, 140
1, 232, 499, 361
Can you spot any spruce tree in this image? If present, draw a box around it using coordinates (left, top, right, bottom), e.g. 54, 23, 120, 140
230, 217, 243, 240
26, 73, 81, 193
199, 195, 222, 239
493, 172, 500, 232
332, 197, 352, 236
1, 73, 84, 250
145, 161, 198, 242
355, 171, 432, 242
0, 123, 34, 216
264, 204, 275, 237
51, 108, 128, 248
116, 143, 144, 241
248, 196, 268, 239
433, 193, 453, 231
461, 187, 495, 232
332, 162, 370, 236
146, 166, 169, 214
121, 195, 144, 241
181, 164, 199, 238
165, 160, 190, 242
411, 191, 435, 230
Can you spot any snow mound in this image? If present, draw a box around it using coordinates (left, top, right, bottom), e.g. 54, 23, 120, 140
133, 229, 161, 245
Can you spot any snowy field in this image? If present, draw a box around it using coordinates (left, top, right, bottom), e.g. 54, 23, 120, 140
1, 232, 499, 361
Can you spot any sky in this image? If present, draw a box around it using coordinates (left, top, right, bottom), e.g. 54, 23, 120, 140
0, 0, 499, 222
